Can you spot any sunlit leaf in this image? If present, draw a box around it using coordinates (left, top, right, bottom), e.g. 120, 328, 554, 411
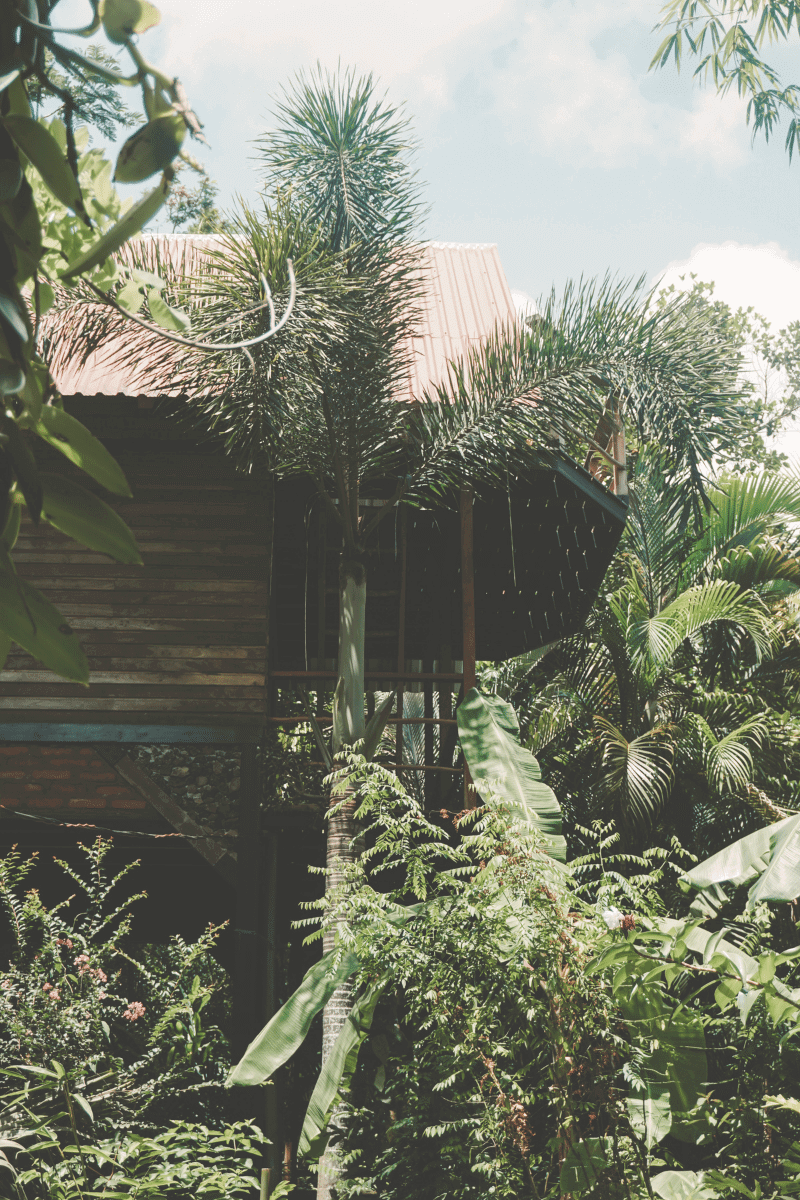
39, 473, 142, 564
3, 116, 84, 216
35, 406, 132, 497
0, 550, 88, 683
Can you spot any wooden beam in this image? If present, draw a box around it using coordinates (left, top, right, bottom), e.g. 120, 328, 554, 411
0, 723, 259, 742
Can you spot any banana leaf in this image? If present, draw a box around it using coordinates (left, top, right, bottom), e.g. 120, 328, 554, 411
457, 688, 566, 860
227, 947, 360, 1086
298, 983, 384, 1160
680, 813, 800, 915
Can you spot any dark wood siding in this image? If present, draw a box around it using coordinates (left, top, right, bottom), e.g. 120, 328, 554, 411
0, 398, 268, 728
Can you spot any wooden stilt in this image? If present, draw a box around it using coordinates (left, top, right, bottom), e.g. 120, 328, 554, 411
232, 744, 261, 1060
396, 506, 408, 768
460, 487, 477, 808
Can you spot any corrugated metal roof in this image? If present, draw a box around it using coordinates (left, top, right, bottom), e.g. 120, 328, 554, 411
400, 242, 516, 402
53, 237, 517, 400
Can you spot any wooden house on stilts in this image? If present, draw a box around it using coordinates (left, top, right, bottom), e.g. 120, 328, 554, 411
0, 240, 628, 1096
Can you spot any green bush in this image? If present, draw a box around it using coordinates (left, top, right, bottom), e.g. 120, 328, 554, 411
0, 838, 232, 1131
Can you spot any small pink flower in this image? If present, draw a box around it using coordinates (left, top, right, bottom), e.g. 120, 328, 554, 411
0, 980, 11, 991
122, 1001, 145, 1022
42, 983, 52, 993
98, 991, 107, 1000
48, 989, 60, 1002
90, 969, 107, 983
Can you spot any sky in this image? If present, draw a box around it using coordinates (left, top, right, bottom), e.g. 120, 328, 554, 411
59, 0, 800, 334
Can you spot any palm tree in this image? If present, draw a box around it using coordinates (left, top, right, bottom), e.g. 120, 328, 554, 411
516, 455, 800, 852
58, 68, 755, 1195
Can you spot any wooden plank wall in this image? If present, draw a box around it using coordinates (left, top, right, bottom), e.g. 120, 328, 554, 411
0, 397, 269, 729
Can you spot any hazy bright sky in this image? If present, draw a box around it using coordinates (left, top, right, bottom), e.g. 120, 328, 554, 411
60, 0, 800, 334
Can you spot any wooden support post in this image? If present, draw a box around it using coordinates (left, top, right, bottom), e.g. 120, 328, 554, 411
262, 831, 280, 1183
396, 505, 407, 768
460, 487, 476, 808
316, 506, 327, 684
232, 745, 261, 1060
423, 657, 434, 808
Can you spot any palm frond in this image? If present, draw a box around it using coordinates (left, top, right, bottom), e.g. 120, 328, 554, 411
625, 575, 775, 667
256, 64, 425, 252
687, 469, 800, 581
408, 274, 747, 510
684, 711, 767, 793
624, 448, 688, 614
716, 538, 800, 594
594, 715, 675, 827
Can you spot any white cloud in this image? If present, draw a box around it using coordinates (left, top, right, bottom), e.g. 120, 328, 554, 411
155, 0, 509, 86
654, 242, 800, 459
679, 90, 750, 169
483, 0, 751, 168
654, 241, 800, 330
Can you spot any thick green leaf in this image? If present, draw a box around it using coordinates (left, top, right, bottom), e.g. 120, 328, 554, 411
114, 113, 184, 184
680, 814, 800, 914
1, 416, 41, 521
0, 362, 24, 395
363, 689, 396, 760
0, 291, 28, 343
0, 550, 88, 683
0, 174, 42, 284
298, 984, 383, 1160
626, 1046, 672, 1148
654, 917, 757, 984
60, 175, 169, 281
0, 631, 10, 671
71, 1093, 93, 1124
227, 948, 360, 1086
38, 474, 142, 564
0, 70, 21, 94
618, 981, 708, 1140
100, 0, 161, 43
457, 688, 566, 860
560, 1138, 612, 1193
130, 268, 166, 290
3, 116, 83, 215
116, 279, 144, 314
148, 288, 190, 332
651, 1171, 715, 1200
35, 407, 132, 497
0, 160, 22, 203
1, 505, 21, 552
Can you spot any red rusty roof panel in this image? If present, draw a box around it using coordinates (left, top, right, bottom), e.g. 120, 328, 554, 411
53, 237, 517, 401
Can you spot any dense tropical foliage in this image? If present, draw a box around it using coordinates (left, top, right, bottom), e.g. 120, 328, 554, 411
229, 738, 800, 1200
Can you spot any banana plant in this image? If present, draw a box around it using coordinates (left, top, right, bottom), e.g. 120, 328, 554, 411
680, 811, 800, 917
456, 687, 566, 860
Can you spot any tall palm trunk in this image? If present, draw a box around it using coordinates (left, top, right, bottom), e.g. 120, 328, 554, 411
318, 553, 367, 1200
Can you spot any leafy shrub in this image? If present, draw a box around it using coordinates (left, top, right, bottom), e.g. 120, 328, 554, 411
0, 838, 232, 1131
